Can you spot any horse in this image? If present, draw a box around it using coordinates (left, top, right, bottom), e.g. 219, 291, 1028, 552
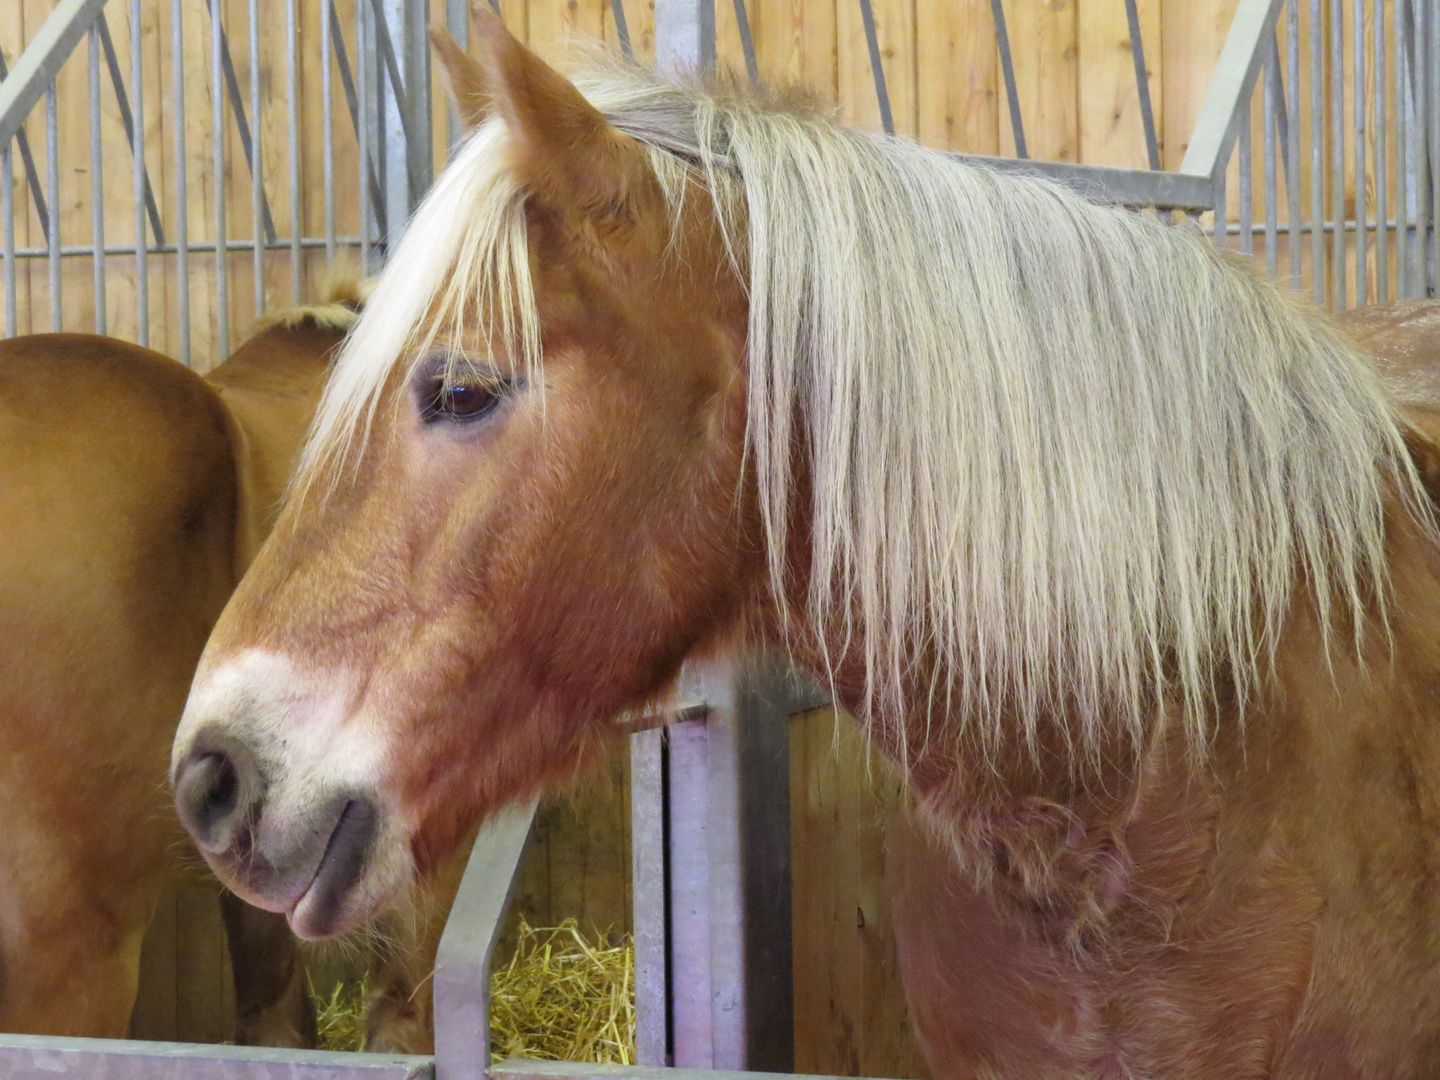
170, 12, 1440, 1077
0, 287, 360, 1042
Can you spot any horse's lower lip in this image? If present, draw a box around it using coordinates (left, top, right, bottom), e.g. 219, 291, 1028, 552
287, 797, 378, 940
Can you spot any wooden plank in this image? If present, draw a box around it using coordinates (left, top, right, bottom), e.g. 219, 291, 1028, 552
790, 710, 929, 1080
998, 0, 1079, 162
174, 887, 235, 1044
836, 0, 915, 134
915, 0, 999, 153
129, 891, 179, 1041
1078, 0, 1161, 167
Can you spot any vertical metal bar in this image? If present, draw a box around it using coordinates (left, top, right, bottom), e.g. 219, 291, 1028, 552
46, 84, 60, 332
1397, 0, 1410, 296
992, 0, 1027, 158
1265, 40, 1278, 274
131, 0, 148, 346
323, 0, 335, 264
667, 717, 713, 1068
446, 0, 470, 147
1288, 0, 1302, 289
1312, 0, 1325, 304
610, 0, 634, 61
1331, 0, 1345, 309
0, 48, 52, 242
96, 14, 166, 246
1412, 0, 1426, 293
1430, 0, 1439, 294
287, 0, 300, 304
89, 22, 106, 334
1240, 104, 1254, 255
173, 0, 191, 364
330, 3, 385, 238
1353, 0, 1366, 305
1376, 0, 1388, 300
856, 0, 893, 136
654, 0, 716, 73
250, 0, 263, 316
1214, 166, 1228, 248
631, 728, 671, 1067
358, 0, 371, 269
212, 0, 229, 355
1124, 0, 1162, 169
733, 0, 759, 85
2, 144, 15, 337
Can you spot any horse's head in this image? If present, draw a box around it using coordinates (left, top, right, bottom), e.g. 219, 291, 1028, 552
171, 16, 758, 938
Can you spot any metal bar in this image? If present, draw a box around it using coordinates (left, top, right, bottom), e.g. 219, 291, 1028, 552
402, 0, 432, 202
654, 0, 717, 73
432, 799, 537, 1080
6, 234, 371, 257
1397, 0, 1408, 296
173, 0, 191, 364
0, 47, 52, 246
1422, 0, 1434, 296
1354, 0, 1366, 305
958, 153, 1215, 211
330, 3, 387, 242
1376, 0, 1388, 300
130, 0, 147, 345
0, 0, 109, 147
250, 0, 265, 315
446, 0, 470, 146
89, 22, 105, 334
323, 0, 335, 264
856, 0, 894, 136
667, 717, 713, 1068
364, 0, 424, 203
96, 14, 164, 248
1214, 161, 1228, 248
1413, 0, 1426, 292
1240, 98, 1254, 255
733, 0, 759, 84
1331, 0, 1344, 309
632, 727, 671, 1067
45, 84, 58, 331
1311, 0, 1324, 304
3, 144, 15, 337
0, 1035, 433, 1079
1264, 38, 1278, 274
358, 0, 371, 267
211, 0, 229, 354
1288, 0, 1302, 290
1124, 0, 1161, 169
1268, 34, 1290, 180
990, 0, 1027, 158
1180, 0, 1287, 180
202, 0, 276, 244
288, 0, 300, 304
611, 0, 635, 61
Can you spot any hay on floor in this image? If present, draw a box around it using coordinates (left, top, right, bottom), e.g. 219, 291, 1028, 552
489, 919, 635, 1065
307, 919, 636, 1062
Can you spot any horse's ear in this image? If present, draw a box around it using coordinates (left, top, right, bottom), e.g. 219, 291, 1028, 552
467, 4, 656, 224
429, 26, 492, 130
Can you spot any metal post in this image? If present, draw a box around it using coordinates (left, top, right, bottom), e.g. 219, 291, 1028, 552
432, 800, 537, 1080
250, 0, 264, 315
1354, 0, 1366, 305
1331, 0, 1345, 309
1413, 0, 1427, 293
1377, 0, 1388, 300
1311, 0, 1324, 303
89, 22, 105, 334
323, 0, 336, 263
631, 727, 670, 1067
358, 0, 371, 268
991, 0, 1027, 158
212, 0, 229, 355
1287, 3, 1302, 290
1430, 0, 1439, 294
1397, 0, 1409, 296
131, 0, 148, 345
173, 0, 191, 364
1240, 102, 1253, 256
45, 83, 59, 332
654, 0, 715, 73
3, 143, 14, 337
287, 0, 301, 304
1264, 40, 1278, 275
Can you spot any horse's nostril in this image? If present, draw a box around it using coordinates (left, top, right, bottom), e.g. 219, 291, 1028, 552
175, 739, 261, 855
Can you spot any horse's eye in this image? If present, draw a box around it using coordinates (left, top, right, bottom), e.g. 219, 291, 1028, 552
423, 377, 501, 423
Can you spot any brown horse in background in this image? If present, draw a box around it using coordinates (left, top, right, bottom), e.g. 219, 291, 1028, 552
0, 293, 356, 1042
173, 14, 1440, 1078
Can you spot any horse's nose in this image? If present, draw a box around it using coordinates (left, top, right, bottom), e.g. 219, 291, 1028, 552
174, 734, 263, 855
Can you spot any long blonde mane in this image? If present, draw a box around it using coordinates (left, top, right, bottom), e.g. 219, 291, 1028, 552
302, 58, 1426, 762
